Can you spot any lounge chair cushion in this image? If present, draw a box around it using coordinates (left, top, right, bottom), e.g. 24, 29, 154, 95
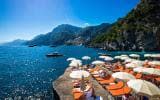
106, 81, 124, 90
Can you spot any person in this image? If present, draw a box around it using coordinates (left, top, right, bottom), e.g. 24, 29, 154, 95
84, 82, 94, 100
99, 70, 107, 78
142, 96, 149, 100
72, 80, 81, 88
122, 94, 129, 100
128, 94, 135, 100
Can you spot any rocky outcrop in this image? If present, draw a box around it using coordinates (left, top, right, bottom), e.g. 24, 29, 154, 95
90, 0, 160, 51
53, 67, 111, 100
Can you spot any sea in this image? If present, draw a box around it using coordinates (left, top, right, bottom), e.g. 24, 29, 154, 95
0, 45, 159, 99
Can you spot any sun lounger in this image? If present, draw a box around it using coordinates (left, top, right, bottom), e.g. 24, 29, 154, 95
98, 77, 115, 85
113, 66, 124, 72
109, 86, 132, 96
93, 74, 100, 78
123, 69, 131, 73
155, 66, 160, 69
95, 76, 110, 81
106, 81, 124, 90
72, 89, 84, 100
90, 67, 101, 73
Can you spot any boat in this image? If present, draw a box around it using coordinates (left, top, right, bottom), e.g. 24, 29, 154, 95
78, 43, 83, 46
28, 45, 37, 47
50, 45, 57, 47
46, 52, 63, 57
98, 53, 111, 56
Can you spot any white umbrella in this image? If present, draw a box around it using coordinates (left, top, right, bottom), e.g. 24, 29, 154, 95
120, 57, 130, 60
91, 60, 105, 65
131, 60, 144, 65
130, 60, 144, 68
69, 59, 82, 67
125, 63, 137, 68
142, 68, 160, 76
72, 59, 82, 63
129, 54, 140, 58
120, 55, 128, 57
127, 79, 160, 97
99, 55, 107, 59
148, 61, 160, 66
69, 62, 81, 67
114, 56, 121, 59
133, 67, 144, 73
151, 54, 160, 58
112, 72, 135, 80
69, 70, 90, 79
67, 57, 76, 61
144, 54, 152, 58
125, 59, 133, 63
104, 56, 114, 61
82, 56, 91, 60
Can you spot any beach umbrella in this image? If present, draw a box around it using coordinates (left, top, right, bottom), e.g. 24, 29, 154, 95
67, 57, 76, 61
119, 54, 129, 60
129, 54, 140, 58
69, 70, 90, 79
131, 60, 144, 67
91, 60, 105, 65
82, 56, 91, 60
144, 54, 152, 58
120, 56, 130, 60
151, 54, 160, 58
125, 63, 137, 68
127, 79, 160, 97
125, 59, 133, 63
69, 59, 82, 67
133, 67, 144, 73
114, 56, 121, 59
104, 56, 114, 61
69, 62, 81, 67
120, 55, 128, 57
112, 72, 135, 80
72, 59, 82, 63
142, 68, 160, 76
131, 60, 144, 64
99, 55, 107, 59
148, 61, 160, 66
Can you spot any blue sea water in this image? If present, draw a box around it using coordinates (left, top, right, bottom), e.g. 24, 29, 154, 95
0, 45, 159, 99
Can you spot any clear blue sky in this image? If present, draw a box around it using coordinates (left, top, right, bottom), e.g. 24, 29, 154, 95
0, 0, 140, 43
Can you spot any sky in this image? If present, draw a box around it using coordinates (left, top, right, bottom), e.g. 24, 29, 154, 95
0, 0, 140, 43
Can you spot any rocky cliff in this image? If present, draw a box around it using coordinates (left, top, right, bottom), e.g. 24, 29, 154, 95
90, 0, 160, 51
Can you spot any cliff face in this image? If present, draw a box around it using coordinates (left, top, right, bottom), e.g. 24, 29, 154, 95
90, 0, 160, 51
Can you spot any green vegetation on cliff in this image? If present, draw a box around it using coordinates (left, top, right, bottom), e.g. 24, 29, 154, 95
91, 0, 160, 51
